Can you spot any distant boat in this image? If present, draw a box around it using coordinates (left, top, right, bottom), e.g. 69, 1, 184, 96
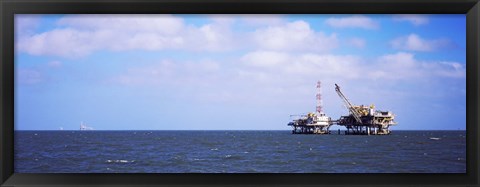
80, 122, 94, 130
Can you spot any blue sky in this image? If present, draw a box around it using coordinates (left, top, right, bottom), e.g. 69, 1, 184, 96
14, 14, 466, 130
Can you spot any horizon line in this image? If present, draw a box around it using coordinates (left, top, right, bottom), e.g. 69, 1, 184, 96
14, 129, 466, 131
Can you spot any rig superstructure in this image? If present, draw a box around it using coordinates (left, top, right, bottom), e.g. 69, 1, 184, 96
288, 82, 397, 135
334, 84, 397, 135
288, 81, 333, 134
79, 122, 94, 130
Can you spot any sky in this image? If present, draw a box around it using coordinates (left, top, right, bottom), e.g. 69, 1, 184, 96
14, 14, 466, 130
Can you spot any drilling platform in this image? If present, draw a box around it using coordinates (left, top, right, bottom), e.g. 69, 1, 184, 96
288, 81, 333, 134
287, 81, 397, 135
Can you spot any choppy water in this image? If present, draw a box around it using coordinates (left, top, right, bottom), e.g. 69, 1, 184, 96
14, 130, 466, 173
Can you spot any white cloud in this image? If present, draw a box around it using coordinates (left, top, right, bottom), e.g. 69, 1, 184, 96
390, 34, 451, 52
241, 50, 290, 68
185, 23, 235, 52
240, 50, 464, 84
15, 15, 41, 37
287, 54, 362, 79
17, 15, 236, 58
347, 38, 366, 48
238, 51, 363, 88
374, 52, 465, 80
393, 14, 429, 26
252, 20, 338, 52
429, 61, 466, 78
18, 28, 100, 58
57, 15, 185, 35
207, 15, 236, 26
373, 52, 422, 79
325, 15, 379, 30
240, 15, 286, 27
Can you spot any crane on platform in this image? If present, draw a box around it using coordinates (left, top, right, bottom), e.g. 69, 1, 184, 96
334, 84, 362, 124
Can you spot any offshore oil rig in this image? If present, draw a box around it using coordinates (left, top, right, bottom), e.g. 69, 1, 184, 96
79, 122, 94, 130
287, 81, 397, 135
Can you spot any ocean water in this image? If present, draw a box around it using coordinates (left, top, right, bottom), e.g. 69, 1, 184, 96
14, 130, 466, 173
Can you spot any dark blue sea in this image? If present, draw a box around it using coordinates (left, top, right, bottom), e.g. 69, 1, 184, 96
14, 130, 466, 173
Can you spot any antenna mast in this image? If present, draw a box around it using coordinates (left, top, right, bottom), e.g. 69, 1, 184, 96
316, 81, 323, 114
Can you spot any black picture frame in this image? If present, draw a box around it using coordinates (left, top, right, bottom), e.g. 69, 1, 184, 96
1, 0, 479, 186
